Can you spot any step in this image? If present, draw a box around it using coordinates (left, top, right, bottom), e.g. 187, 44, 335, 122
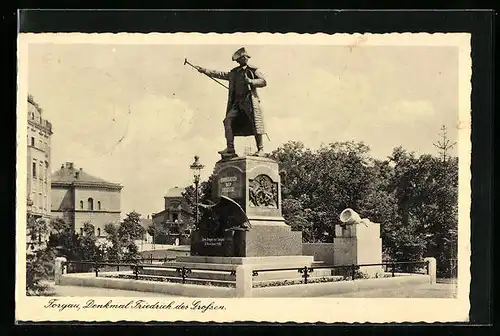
143, 267, 236, 282
105, 273, 236, 287
176, 255, 314, 265
252, 268, 333, 282
142, 266, 334, 282
253, 275, 344, 287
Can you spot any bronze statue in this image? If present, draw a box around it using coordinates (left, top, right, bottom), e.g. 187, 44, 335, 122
198, 195, 251, 233
190, 47, 268, 158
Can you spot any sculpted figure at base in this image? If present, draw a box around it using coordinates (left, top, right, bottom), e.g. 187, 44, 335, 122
197, 195, 252, 233
194, 47, 268, 158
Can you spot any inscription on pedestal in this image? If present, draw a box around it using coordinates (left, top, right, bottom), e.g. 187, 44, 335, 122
216, 167, 243, 205
201, 237, 225, 247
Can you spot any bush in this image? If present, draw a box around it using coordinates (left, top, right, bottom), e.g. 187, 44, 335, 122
26, 248, 56, 296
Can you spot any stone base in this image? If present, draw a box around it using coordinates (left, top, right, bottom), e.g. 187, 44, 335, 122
177, 255, 314, 265
333, 223, 383, 274
240, 221, 302, 257
191, 221, 302, 257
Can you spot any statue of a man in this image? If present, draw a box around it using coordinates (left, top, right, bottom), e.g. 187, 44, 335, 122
194, 47, 267, 157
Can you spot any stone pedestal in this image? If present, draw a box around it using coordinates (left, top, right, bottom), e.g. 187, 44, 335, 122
333, 222, 383, 277
191, 155, 302, 257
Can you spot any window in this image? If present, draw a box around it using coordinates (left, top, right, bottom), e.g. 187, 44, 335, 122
30, 137, 35, 146
39, 140, 42, 149
172, 213, 179, 222
32, 162, 36, 178
97, 201, 101, 210
80, 228, 83, 236
88, 198, 94, 210
80, 200, 84, 209
97, 228, 101, 236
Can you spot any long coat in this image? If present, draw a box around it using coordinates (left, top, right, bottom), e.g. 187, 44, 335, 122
202, 65, 267, 136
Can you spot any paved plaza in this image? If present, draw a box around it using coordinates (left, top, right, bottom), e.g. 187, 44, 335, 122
47, 281, 457, 298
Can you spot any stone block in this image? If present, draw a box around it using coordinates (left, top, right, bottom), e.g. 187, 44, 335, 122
424, 257, 437, 284
237, 223, 303, 257
177, 255, 313, 265
235, 265, 253, 297
54, 257, 67, 285
350, 222, 381, 240
212, 156, 283, 219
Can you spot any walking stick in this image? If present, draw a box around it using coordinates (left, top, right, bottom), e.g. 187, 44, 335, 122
184, 58, 229, 90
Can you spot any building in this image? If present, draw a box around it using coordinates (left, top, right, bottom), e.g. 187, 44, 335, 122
26, 95, 53, 252
151, 186, 193, 245
138, 216, 153, 245
51, 162, 123, 238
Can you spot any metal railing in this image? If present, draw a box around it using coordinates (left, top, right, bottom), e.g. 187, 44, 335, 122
62, 260, 235, 285
62, 259, 429, 286
252, 260, 430, 284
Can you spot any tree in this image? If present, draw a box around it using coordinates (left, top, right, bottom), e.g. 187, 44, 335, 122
270, 140, 378, 242
118, 211, 146, 242
104, 223, 121, 261
102, 212, 146, 261
386, 142, 458, 275
26, 213, 50, 249
26, 248, 56, 296
26, 214, 55, 296
78, 222, 102, 261
47, 217, 81, 260
182, 174, 214, 223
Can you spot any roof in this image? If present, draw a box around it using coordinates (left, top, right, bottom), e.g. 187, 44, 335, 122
51, 162, 122, 189
165, 186, 184, 198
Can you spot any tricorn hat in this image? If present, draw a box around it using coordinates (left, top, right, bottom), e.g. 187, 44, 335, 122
232, 47, 251, 61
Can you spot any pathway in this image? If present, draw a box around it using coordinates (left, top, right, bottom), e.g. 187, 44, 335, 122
48, 283, 179, 297
47, 282, 456, 298
326, 283, 457, 298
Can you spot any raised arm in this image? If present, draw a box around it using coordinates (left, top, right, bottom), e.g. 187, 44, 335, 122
195, 66, 230, 81
248, 69, 267, 88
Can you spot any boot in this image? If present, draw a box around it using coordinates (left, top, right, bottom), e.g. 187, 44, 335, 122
218, 140, 236, 155
253, 134, 265, 157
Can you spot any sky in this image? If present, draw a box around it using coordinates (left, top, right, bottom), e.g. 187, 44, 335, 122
27, 43, 459, 218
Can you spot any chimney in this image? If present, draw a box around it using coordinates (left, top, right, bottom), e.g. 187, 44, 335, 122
147, 215, 150, 219
75, 171, 80, 179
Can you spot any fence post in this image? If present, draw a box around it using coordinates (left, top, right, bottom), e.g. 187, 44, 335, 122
424, 257, 437, 284
351, 264, 356, 281
391, 261, 395, 277
54, 257, 67, 285
235, 265, 252, 298
133, 264, 140, 280
94, 262, 99, 277
150, 253, 153, 264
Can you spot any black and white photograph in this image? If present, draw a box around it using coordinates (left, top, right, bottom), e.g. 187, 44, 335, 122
16, 32, 471, 323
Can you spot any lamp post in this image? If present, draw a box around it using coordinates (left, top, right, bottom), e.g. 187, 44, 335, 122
190, 155, 205, 228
